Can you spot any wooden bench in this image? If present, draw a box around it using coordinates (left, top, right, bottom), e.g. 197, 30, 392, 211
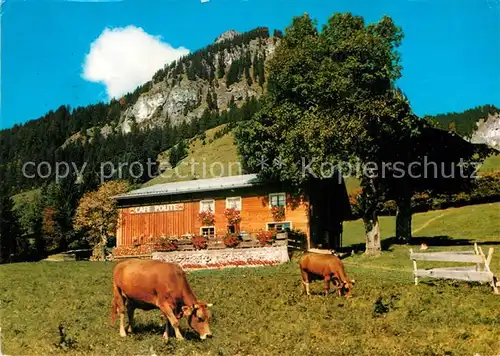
409, 243, 499, 294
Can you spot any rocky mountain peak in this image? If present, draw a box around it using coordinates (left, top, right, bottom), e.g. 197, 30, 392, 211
471, 113, 500, 149
215, 30, 240, 44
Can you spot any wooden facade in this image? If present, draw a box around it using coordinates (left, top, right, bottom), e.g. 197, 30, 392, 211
115, 185, 310, 247
114, 174, 352, 250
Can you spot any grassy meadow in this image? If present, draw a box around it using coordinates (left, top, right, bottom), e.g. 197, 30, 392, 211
1, 202, 500, 356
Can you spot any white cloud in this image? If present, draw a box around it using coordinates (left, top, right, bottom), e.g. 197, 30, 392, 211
82, 26, 189, 99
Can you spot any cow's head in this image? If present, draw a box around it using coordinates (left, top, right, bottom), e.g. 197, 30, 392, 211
182, 302, 213, 340
342, 279, 354, 297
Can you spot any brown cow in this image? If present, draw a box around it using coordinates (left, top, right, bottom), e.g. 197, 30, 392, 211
299, 253, 354, 297
111, 259, 213, 340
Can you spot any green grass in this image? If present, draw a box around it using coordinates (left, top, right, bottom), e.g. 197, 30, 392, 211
143, 125, 241, 187
11, 188, 41, 210
478, 153, 500, 174
2, 202, 500, 355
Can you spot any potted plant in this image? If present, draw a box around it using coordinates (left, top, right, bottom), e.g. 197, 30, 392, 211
154, 237, 178, 252
271, 206, 285, 222
198, 208, 215, 226
257, 231, 276, 246
191, 235, 209, 250
223, 233, 240, 248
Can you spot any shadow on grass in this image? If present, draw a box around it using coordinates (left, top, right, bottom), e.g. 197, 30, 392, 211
341, 235, 500, 254
129, 322, 202, 341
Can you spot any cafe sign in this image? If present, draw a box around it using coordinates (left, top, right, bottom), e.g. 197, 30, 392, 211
130, 203, 184, 214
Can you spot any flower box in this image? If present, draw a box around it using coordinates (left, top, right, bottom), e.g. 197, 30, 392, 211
271, 206, 285, 222
198, 210, 215, 226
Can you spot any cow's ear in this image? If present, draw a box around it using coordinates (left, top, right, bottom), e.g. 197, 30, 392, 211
182, 306, 192, 315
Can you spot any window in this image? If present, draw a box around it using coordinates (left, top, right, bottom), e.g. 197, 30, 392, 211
226, 196, 242, 210
269, 193, 286, 207
200, 226, 215, 238
199, 199, 215, 212
266, 221, 292, 232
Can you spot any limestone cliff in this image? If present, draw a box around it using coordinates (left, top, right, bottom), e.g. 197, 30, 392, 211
471, 113, 500, 149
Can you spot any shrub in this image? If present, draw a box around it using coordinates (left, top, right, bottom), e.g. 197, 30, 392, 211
191, 235, 208, 250
471, 172, 500, 202
223, 233, 240, 248
154, 237, 178, 252
380, 200, 397, 216
112, 244, 154, 257
256, 231, 275, 246
411, 192, 433, 212
112, 236, 179, 257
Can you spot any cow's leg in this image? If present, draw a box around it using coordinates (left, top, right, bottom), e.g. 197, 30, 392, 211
323, 275, 331, 296
159, 303, 184, 340
333, 278, 342, 297
118, 296, 127, 337
126, 301, 135, 333
112, 283, 127, 337
300, 269, 311, 296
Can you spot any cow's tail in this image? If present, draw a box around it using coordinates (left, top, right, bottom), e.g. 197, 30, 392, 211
111, 281, 120, 326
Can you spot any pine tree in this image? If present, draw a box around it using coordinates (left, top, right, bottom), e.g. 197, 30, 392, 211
0, 189, 21, 263
212, 91, 219, 112
245, 66, 253, 86
187, 62, 197, 81
206, 89, 214, 111
258, 57, 266, 87
217, 52, 226, 79
226, 59, 242, 87
252, 54, 259, 83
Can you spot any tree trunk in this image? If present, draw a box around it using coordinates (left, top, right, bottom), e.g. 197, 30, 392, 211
364, 211, 381, 256
101, 234, 108, 262
395, 194, 412, 243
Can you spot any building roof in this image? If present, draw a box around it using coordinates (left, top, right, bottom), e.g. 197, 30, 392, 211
112, 174, 262, 200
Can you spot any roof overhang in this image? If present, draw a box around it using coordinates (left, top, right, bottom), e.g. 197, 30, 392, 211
112, 174, 263, 201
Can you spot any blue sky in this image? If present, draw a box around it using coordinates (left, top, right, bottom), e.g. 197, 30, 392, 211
1, 0, 499, 130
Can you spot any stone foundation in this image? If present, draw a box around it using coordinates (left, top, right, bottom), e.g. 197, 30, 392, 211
152, 245, 289, 270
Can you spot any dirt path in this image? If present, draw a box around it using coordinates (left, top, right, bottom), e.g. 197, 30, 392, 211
412, 212, 447, 235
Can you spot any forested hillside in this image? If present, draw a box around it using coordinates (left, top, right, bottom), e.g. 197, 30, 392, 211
425, 104, 499, 138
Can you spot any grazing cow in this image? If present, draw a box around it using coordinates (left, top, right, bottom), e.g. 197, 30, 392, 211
299, 253, 354, 297
111, 259, 213, 340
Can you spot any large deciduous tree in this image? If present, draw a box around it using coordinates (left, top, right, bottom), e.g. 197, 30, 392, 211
235, 12, 408, 255
73, 180, 130, 261
382, 120, 492, 243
